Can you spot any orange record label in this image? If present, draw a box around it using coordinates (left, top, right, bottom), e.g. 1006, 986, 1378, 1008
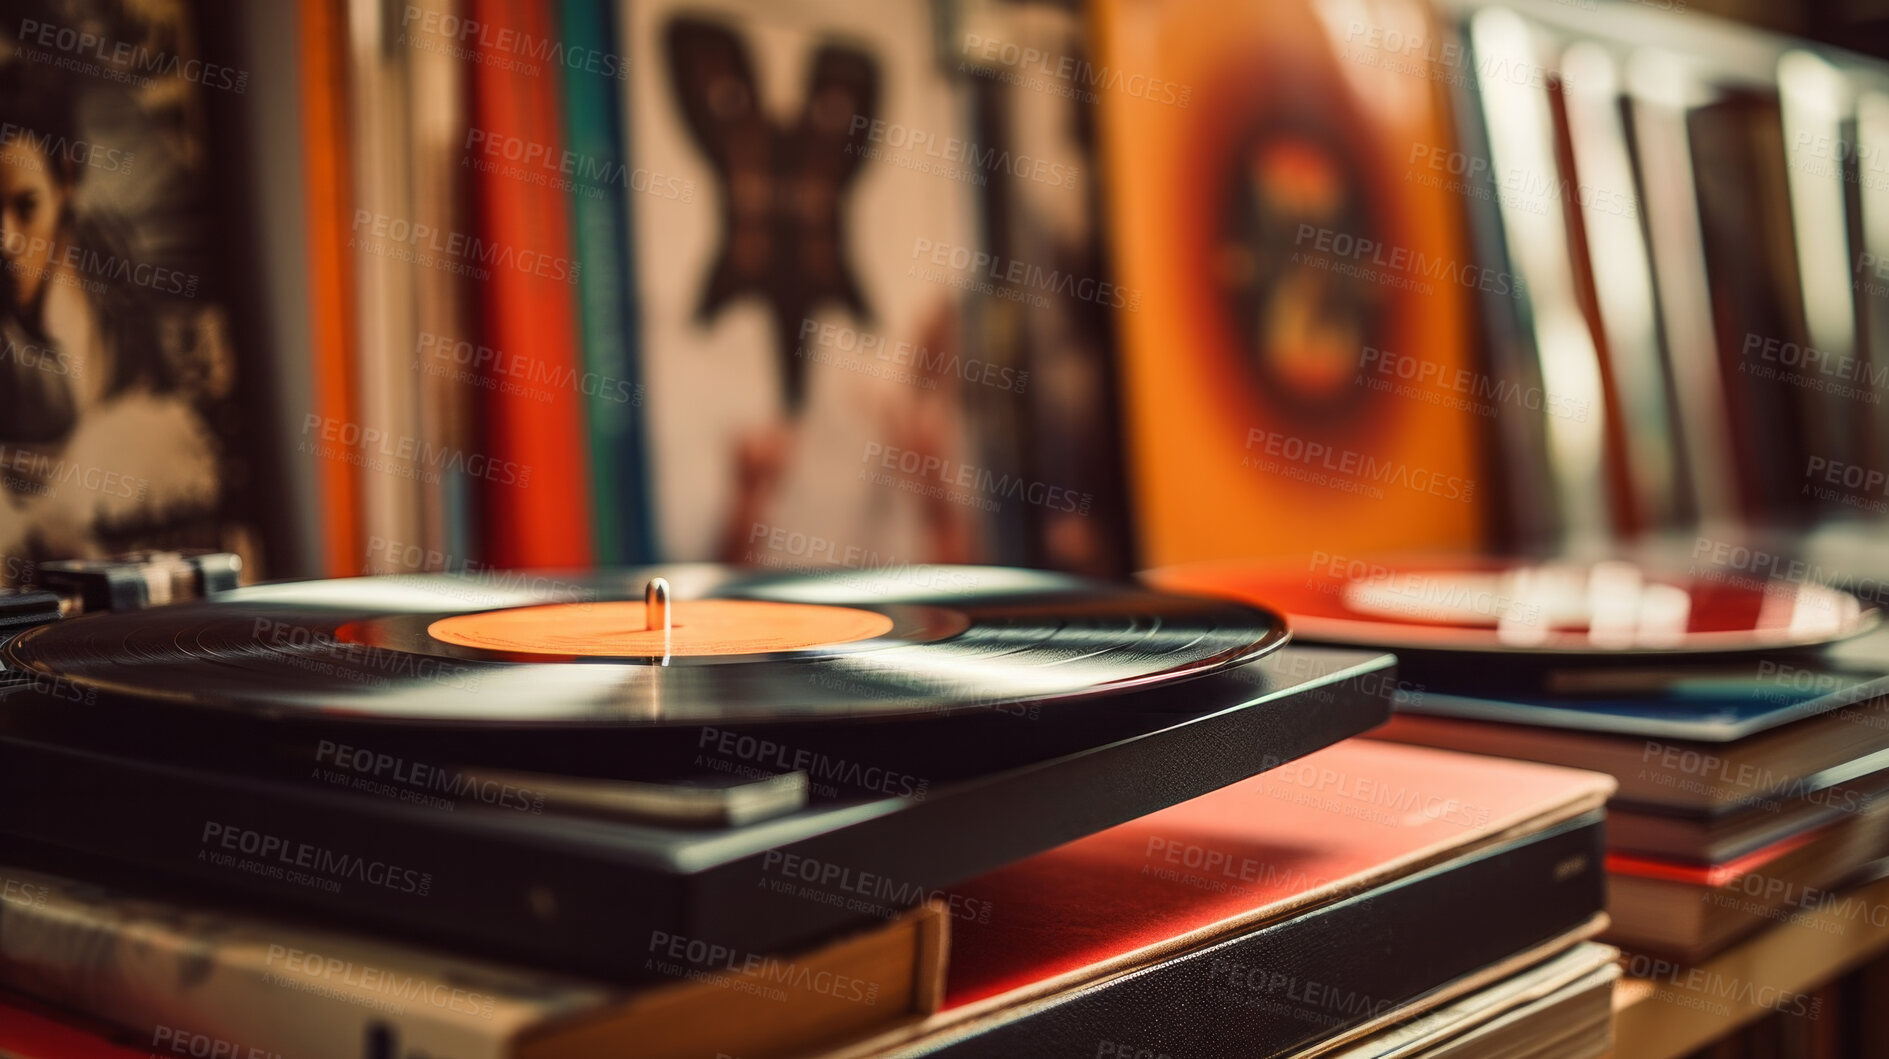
425, 600, 895, 658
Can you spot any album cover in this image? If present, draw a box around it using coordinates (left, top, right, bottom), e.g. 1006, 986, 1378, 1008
1609, 752, 1889, 863
1393, 668, 1889, 743
821, 739, 1611, 1058
1093, 0, 1489, 567
1688, 90, 1820, 522
622, 0, 987, 567
1607, 792, 1889, 960
946, 0, 1132, 577
566, 0, 657, 566
0, 1, 263, 581
1374, 691, 1889, 813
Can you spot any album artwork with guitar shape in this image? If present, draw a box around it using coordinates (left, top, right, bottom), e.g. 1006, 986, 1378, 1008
623, 0, 985, 566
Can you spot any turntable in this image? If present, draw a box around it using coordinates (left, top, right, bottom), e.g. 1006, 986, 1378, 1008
0, 554, 1394, 979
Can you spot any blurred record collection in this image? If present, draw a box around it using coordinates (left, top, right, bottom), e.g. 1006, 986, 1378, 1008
6, 0, 1889, 1057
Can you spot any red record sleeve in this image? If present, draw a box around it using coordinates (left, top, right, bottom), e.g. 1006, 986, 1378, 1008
938, 740, 1613, 1009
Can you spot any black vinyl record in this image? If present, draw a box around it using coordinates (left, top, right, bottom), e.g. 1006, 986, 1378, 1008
2, 564, 1288, 727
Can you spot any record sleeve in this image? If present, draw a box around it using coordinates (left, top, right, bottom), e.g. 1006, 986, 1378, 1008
0, 2, 267, 580
1094, 0, 1489, 567
623, 0, 987, 566
816, 740, 1613, 1058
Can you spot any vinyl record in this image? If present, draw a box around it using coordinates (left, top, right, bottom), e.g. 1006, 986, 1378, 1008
2, 564, 1288, 727
1145, 557, 1878, 657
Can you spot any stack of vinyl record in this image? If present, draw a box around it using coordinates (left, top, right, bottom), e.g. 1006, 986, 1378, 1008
1148, 555, 1889, 1059
0, 554, 1624, 1057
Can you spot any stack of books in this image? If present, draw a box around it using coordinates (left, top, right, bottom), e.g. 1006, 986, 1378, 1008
0, 740, 1617, 1057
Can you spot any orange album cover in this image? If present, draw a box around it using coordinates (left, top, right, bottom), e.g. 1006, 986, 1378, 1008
1092, 0, 1489, 565
937, 740, 1611, 1008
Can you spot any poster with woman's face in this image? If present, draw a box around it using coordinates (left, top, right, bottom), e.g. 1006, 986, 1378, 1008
0, 0, 251, 583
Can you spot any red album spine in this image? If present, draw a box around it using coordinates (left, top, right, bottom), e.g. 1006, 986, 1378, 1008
469, 0, 596, 567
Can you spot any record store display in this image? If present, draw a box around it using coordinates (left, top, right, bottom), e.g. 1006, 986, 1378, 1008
15, 0, 1889, 1054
